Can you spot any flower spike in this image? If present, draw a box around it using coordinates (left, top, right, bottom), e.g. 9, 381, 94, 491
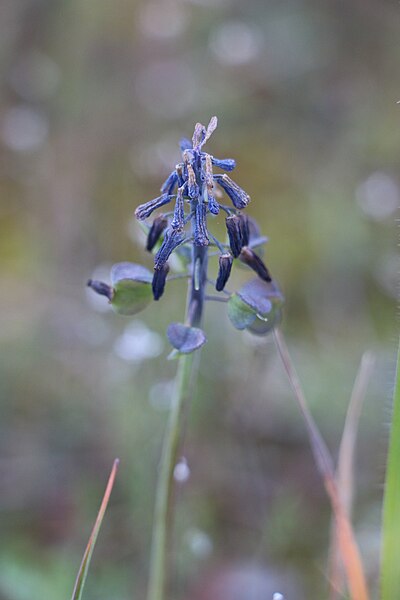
90, 117, 283, 344
131, 117, 277, 311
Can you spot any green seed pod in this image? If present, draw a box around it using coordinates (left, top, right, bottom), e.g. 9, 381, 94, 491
167, 322, 207, 354
110, 262, 153, 316
227, 278, 284, 335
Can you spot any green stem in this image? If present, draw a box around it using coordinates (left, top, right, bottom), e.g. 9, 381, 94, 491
147, 244, 207, 600
147, 351, 195, 600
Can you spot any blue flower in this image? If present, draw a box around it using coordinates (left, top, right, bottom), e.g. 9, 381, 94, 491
135, 117, 271, 300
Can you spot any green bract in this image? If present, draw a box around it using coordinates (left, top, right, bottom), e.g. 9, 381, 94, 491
227, 278, 284, 335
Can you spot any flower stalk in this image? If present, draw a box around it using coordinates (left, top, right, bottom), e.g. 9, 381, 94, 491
147, 349, 195, 600
147, 243, 206, 600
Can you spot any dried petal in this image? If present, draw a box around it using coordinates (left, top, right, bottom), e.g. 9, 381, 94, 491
192, 122, 206, 148
203, 116, 218, 143
152, 263, 169, 301
175, 163, 185, 187
239, 247, 272, 282
135, 194, 172, 220
160, 170, 178, 194
179, 138, 192, 152
182, 149, 194, 164
207, 193, 220, 215
154, 227, 185, 268
146, 215, 168, 252
216, 253, 233, 291
202, 154, 219, 214
211, 157, 236, 171
187, 163, 199, 199
204, 154, 214, 188
194, 201, 209, 246
214, 174, 250, 209
171, 186, 185, 229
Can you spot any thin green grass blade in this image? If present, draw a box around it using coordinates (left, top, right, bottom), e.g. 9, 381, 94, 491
381, 340, 400, 599
71, 459, 119, 600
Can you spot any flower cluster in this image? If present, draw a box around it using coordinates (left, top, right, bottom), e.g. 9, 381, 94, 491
88, 117, 283, 351
135, 116, 272, 300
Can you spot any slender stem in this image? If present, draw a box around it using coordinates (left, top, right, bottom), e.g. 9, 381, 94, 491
147, 351, 195, 600
204, 295, 229, 303
147, 241, 207, 600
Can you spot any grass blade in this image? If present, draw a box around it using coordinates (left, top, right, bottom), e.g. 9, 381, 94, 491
329, 351, 375, 599
381, 338, 400, 599
274, 327, 369, 600
71, 458, 120, 600
337, 352, 375, 518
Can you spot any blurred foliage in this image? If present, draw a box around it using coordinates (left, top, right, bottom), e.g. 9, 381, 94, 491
0, 0, 398, 598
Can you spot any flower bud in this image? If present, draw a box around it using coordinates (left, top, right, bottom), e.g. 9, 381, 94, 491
225, 215, 243, 258
152, 263, 170, 300
216, 253, 233, 291
239, 247, 272, 282
146, 215, 168, 252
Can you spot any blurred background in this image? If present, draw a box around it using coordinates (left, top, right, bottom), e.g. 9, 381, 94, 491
0, 0, 398, 598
